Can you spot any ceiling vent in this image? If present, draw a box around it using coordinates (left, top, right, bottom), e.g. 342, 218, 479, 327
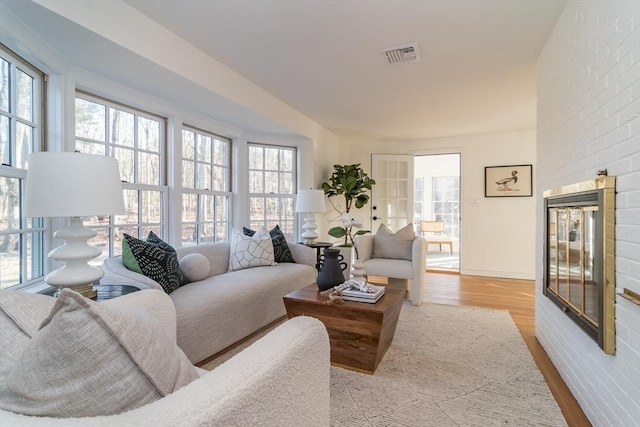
380, 43, 420, 65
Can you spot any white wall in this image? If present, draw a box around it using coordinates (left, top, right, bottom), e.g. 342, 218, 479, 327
0, 0, 341, 242
346, 129, 537, 279
536, 2, 640, 426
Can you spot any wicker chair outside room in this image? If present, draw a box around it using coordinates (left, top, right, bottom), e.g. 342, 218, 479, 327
420, 220, 453, 254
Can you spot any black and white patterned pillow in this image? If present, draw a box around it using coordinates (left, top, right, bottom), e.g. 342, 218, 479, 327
243, 225, 296, 263
146, 231, 176, 253
228, 227, 275, 271
122, 233, 187, 294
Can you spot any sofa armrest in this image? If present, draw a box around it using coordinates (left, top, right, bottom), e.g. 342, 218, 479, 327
101, 257, 163, 291
0, 316, 330, 427
412, 237, 427, 273
411, 237, 427, 305
355, 234, 374, 262
288, 243, 316, 268
101, 289, 177, 344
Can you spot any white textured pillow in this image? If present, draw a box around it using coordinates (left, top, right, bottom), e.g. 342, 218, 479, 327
372, 223, 416, 261
228, 226, 275, 271
179, 253, 211, 282
0, 289, 199, 418
0, 290, 55, 400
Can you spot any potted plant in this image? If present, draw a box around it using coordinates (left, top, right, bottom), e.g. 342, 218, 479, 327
321, 164, 376, 262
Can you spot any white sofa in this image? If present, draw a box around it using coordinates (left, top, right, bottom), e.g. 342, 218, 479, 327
0, 289, 331, 426
102, 241, 317, 363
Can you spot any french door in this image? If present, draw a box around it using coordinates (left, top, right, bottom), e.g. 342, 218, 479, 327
370, 154, 414, 232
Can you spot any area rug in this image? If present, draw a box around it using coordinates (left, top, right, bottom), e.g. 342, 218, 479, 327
202, 303, 567, 426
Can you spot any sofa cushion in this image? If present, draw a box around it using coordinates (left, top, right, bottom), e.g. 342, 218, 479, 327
170, 262, 316, 363
179, 253, 211, 282
122, 233, 187, 293
0, 290, 56, 401
372, 223, 415, 261
228, 227, 275, 271
243, 225, 296, 263
0, 289, 199, 418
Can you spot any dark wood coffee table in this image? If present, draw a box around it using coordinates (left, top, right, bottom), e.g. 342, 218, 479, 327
283, 283, 404, 374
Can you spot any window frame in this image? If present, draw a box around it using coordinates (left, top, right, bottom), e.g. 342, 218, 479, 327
431, 176, 460, 239
0, 44, 46, 290
74, 91, 168, 263
180, 125, 232, 246
247, 142, 297, 239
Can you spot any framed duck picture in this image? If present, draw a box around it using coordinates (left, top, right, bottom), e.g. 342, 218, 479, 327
485, 164, 533, 197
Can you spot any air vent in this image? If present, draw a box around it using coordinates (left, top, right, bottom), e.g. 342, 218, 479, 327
381, 43, 420, 65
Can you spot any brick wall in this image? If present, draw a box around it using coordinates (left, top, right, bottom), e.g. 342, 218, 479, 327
536, 2, 639, 426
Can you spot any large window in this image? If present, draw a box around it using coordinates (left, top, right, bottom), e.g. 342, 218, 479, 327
181, 127, 231, 246
75, 93, 166, 263
248, 143, 296, 238
0, 46, 45, 289
432, 176, 460, 239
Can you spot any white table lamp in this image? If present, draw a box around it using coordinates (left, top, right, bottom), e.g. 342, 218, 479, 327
24, 152, 125, 298
295, 189, 326, 244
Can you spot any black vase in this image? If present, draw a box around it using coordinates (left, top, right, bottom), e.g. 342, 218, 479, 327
316, 248, 347, 291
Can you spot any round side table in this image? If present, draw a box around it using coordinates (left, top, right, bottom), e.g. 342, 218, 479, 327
92, 285, 141, 301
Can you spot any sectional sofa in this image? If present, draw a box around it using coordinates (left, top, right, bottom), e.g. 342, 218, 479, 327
101, 241, 318, 363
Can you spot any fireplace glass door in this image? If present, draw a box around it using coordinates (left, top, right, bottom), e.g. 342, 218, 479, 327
548, 207, 598, 326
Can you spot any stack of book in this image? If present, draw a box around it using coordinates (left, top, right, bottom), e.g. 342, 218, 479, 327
341, 284, 385, 304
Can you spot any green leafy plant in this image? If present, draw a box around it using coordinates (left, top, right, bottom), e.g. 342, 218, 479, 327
321, 164, 376, 254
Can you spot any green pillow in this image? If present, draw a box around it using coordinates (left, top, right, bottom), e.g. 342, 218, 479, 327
243, 225, 296, 263
122, 233, 188, 294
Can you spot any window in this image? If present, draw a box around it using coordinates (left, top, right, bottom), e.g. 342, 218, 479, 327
248, 143, 296, 238
75, 93, 166, 263
432, 176, 460, 239
0, 45, 45, 289
181, 127, 231, 246
413, 176, 424, 222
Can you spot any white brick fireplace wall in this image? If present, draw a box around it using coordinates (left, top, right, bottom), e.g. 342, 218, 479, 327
536, 2, 639, 426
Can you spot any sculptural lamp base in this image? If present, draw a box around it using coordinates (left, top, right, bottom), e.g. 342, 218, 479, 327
300, 215, 319, 244
351, 258, 366, 283
45, 217, 103, 299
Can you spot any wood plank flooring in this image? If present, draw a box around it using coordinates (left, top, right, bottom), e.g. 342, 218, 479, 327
421, 272, 592, 427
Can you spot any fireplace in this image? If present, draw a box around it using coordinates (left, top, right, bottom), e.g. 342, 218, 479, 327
543, 176, 616, 354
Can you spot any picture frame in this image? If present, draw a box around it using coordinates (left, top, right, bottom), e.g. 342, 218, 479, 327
484, 164, 532, 197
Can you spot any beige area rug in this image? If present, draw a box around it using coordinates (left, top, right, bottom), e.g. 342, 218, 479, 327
203, 303, 567, 427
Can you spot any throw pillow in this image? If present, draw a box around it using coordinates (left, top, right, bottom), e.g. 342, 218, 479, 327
0, 289, 199, 418
179, 253, 210, 282
0, 290, 56, 401
228, 226, 276, 271
146, 230, 177, 253
243, 224, 296, 263
122, 233, 188, 294
372, 223, 416, 261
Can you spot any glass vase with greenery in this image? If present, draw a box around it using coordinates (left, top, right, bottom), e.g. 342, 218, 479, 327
321, 164, 376, 258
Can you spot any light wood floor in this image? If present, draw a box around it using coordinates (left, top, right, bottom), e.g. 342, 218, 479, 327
422, 272, 591, 427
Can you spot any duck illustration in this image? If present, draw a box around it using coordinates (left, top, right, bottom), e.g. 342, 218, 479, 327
496, 170, 518, 191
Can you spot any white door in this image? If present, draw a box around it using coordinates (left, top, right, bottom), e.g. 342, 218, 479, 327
371, 154, 414, 232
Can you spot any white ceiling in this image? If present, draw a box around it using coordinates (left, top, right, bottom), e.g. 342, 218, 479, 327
123, 0, 567, 140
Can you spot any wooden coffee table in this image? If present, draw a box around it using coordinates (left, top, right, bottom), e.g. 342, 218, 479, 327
283, 283, 404, 374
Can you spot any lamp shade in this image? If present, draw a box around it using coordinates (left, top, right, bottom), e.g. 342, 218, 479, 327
295, 189, 326, 213
24, 152, 125, 218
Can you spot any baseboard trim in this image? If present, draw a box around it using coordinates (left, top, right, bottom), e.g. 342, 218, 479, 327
461, 269, 535, 280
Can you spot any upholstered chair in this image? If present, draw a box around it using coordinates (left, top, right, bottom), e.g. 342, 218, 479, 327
356, 224, 427, 306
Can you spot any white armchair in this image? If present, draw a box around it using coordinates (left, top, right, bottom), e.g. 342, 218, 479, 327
356, 234, 427, 305
0, 290, 330, 426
